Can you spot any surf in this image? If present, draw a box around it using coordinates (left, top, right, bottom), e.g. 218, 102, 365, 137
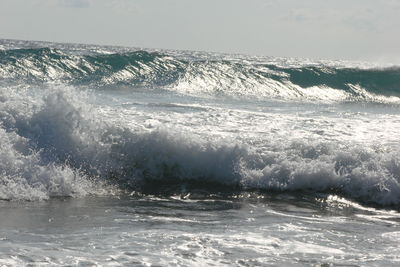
0, 84, 399, 206
1, 39, 400, 208
1, 45, 400, 103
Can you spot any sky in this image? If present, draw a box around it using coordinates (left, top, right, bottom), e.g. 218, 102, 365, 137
1, 0, 400, 63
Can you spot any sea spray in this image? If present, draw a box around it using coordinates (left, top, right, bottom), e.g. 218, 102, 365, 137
0, 84, 399, 205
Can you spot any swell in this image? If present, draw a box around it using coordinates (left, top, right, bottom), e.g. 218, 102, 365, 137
1, 47, 400, 102
1, 86, 399, 206
0, 48, 184, 87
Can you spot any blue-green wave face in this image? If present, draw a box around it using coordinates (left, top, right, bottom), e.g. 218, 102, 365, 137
0, 48, 184, 87
1, 46, 400, 101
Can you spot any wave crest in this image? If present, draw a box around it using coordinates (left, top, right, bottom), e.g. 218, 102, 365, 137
1, 47, 400, 103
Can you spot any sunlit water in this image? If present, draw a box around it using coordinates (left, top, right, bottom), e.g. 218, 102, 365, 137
1, 39, 400, 266
1, 194, 399, 266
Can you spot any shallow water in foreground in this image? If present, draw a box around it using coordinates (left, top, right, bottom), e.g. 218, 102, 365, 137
0, 194, 399, 266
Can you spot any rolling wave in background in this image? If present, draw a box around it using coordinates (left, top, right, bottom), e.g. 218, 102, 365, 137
1, 46, 400, 102
1, 39, 400, 207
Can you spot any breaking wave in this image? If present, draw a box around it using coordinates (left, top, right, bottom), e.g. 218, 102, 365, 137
0, 86, 399, 206
1, 47, 400, 102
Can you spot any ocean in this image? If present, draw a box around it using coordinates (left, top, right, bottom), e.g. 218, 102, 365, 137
0, 39, 399, 266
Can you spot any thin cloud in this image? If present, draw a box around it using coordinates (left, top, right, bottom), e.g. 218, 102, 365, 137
32, 0, 91, 8
59, 0, 90, 8
50, 0, 138, 11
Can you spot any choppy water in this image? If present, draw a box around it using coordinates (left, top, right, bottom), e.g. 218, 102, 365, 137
0, 39, 400, 266
1, 195, 400, 266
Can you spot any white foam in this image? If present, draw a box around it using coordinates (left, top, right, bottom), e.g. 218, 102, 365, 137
0, 85, 112, 200
170, 61, 400, 104
1, 85, 399, 205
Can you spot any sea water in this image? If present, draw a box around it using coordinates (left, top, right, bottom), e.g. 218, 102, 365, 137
0, 39, 399, 266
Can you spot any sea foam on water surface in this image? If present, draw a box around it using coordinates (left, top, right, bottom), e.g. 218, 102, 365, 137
0, 39, 400, 206
0, 83, 399, 206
